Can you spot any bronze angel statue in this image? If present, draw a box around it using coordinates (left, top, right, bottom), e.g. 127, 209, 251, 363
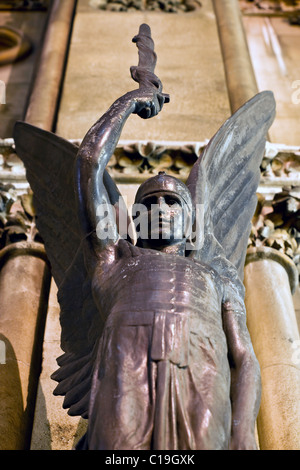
13, 24, 276, 450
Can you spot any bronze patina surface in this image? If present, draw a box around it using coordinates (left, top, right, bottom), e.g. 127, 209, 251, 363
13, 24, 276, 450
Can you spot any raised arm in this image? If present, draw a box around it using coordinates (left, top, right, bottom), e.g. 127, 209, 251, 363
74, 24, 169, 261
75, 88, 166, 258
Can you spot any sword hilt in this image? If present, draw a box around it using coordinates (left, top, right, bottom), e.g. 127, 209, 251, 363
130, 24, 170, 103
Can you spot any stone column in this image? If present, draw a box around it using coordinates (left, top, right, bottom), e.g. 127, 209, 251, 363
25, 0, 77, 131
0, 242, 51, 450
2, 0, 76, 450
212, 0, 259, 113
244, 247, 300, 450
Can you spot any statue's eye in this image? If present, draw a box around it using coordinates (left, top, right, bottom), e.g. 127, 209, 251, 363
165, 196, 180, 207
143, 197, 157, 209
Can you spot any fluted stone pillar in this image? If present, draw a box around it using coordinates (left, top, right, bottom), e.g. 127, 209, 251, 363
0, 242, 51, 449
244, 247, 300, 450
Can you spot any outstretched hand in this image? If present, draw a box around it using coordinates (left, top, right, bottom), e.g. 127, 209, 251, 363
130, 88, 170, 120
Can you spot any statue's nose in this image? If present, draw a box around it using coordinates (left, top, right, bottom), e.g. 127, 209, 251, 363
157, 197, 166, 213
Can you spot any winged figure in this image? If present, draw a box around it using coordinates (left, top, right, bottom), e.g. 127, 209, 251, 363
13, 24, 276, 450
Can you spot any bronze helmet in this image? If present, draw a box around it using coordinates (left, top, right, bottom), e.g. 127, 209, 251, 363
134, 171, 193, 210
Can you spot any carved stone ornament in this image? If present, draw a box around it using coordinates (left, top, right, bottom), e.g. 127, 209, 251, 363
89, 0, 202, 12
249, 187, 300, 274
11, 24, 278, 450
0, 1, 49, 10
1, 139, 300, 186
239, 0, 300, 24
0, 183, 41, 250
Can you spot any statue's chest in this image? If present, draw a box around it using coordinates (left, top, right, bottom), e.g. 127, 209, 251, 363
95, 252, 225, 366
98, 252, 223, 317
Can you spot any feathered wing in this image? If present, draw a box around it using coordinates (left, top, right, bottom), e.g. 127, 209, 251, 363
13, 121, 128, 417
186, 91, 276, 284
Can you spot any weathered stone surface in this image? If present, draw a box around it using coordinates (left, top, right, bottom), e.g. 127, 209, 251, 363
30, 280, 87, 450
56, 2, 230, 142
242, 15, 300, 146
0, 10, 47, 138
0, 244, 50, 449
245, 248, 300, 450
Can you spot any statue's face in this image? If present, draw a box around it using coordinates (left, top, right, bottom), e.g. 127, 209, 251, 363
133, 190, 191, 247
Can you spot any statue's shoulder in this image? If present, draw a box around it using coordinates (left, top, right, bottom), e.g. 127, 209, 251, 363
189, 256, 224, 282
96, 238, 144, 266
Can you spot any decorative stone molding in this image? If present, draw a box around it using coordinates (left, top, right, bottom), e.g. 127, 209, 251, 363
1, 138, 299, 186
89, 0, 202, 12
0, 1, 49, 10
239, 0, 300, 24
0, 183, 41, 251
0, 140, 28, 192
248, 186, 300, 276
0, 138, 209, 187
107, 140, 206, 182
262, 142, 300, 182
0, 26, 32, 66
1, 137, 299, 269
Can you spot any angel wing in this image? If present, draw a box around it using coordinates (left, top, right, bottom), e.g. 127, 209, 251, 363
13, 121, 129, 418
186, 91, 276, 284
